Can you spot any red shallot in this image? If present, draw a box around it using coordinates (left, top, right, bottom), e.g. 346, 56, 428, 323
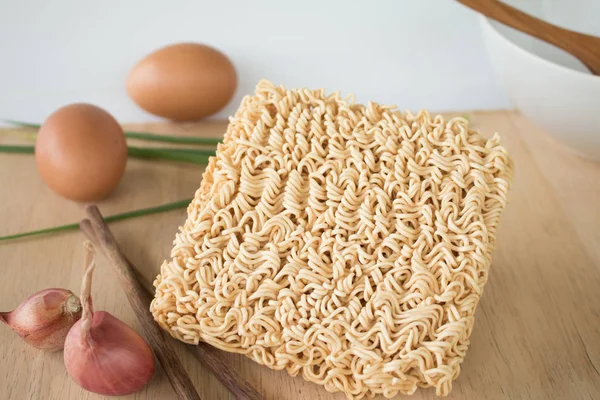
64, 242, 155, 395
0, 288, 82, 351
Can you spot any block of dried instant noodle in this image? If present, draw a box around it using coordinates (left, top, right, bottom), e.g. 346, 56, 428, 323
151, 80, 513, 399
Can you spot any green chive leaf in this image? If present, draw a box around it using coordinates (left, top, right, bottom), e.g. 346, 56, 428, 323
0, 145, 35, 154
1, 119, 222, 146
0, 198, 192, 241
124, 131, 221, 146
0, 145, 215, 164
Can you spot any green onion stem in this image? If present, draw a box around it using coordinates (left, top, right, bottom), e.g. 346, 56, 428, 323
0, 198, 192, 242
0, 145, 215, 164
124, 131, 220, 146
1, 119, 40, 128
127, 146, 214, 164
1, 119, 222, 146
0, 145, 34, 154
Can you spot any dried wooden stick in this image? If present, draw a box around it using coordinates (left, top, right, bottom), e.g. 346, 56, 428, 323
80, 208, 264, 400
79, 213, 201, 400
129, 266, 264, 400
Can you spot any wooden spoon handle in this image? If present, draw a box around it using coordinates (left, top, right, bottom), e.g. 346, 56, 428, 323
458, 0, 569, 41
81, 209, 201, 400
457, 0, 600, 75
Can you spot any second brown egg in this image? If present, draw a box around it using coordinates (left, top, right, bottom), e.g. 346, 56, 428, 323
35, 103, 128, 202
126, 43, 237, 121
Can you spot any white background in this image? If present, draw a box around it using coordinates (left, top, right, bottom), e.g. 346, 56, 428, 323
0, 0, 512, 125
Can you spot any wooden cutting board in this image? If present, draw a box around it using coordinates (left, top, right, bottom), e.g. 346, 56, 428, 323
0, 110, 598, 400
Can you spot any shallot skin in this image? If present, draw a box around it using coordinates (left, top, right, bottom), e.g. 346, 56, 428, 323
0, 288, 81, 351
64, 311, 156, 396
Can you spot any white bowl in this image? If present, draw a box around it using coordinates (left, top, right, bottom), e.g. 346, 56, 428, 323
480, 16, 600, 160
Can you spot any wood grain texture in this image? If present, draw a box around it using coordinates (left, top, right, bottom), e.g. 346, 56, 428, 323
457, 0, 600, 75
1, 111, 599, 399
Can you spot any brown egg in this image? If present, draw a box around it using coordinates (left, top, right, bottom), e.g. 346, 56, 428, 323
35, 104, 128, 202
126, 43, 237, 121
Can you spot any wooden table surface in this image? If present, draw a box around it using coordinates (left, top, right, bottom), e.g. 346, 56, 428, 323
1, 110, 599, 400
